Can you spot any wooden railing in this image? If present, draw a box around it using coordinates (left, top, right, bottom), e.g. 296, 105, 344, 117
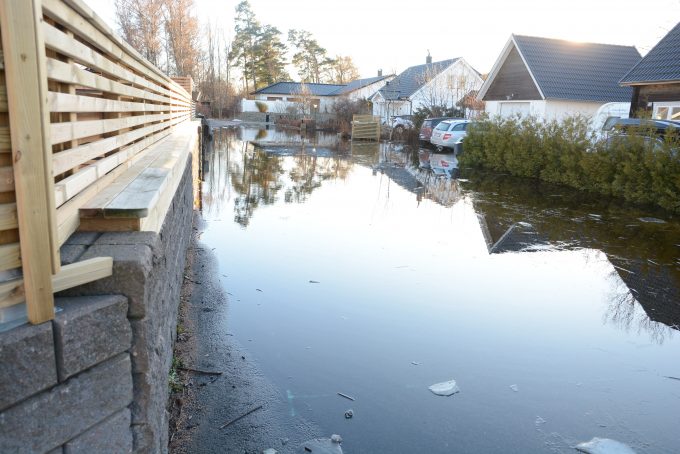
0, 0, 194, 325
351, 114, 381, 141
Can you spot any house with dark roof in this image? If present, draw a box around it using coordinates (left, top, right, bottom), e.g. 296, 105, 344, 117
369, 55, 484, 122
619, 22, 680, 120
477, 35, 641, 120
241, 74, 394, 115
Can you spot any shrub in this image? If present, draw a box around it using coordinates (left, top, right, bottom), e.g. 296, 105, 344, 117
461, 115, 680, 213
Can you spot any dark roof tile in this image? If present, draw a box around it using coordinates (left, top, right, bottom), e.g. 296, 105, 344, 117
513, 35, 641, 102
377, 59, 459, 100
620, 22, 680, 84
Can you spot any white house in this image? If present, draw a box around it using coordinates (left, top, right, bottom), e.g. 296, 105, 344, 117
369, 55, 484, 121
478, 34, 642, 121
241, 75, 394, 115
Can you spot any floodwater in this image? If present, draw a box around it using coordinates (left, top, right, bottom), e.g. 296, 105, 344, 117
199, 126, 680, 453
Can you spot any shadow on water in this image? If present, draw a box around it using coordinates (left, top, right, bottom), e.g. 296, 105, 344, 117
199, 126, 680, 453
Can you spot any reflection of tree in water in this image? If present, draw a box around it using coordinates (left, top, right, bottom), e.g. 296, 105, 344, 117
468, 170, 680, 342
285, 153, 353, 204
230, 145, 285, 227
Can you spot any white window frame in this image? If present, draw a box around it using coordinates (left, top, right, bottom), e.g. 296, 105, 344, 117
652, 101, 680, 120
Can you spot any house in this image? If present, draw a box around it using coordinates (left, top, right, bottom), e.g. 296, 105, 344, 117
477, 35, 642, 120
369, 55, 484, 121
241, 74, 394, 115
619, 21, 680, 120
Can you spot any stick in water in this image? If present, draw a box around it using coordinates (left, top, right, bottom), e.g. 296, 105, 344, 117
220, 405, 263, 429
337, 392, 355, 401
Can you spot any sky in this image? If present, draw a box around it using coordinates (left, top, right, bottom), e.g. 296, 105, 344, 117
86, 0, 680, 80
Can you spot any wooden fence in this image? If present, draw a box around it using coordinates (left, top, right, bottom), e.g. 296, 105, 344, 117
0, 0, 194, 325
351, 114, 381, 141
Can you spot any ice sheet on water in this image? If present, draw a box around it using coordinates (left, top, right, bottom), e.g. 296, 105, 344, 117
575, 438, 636, 454
428, 379, 460, 396
300, 436, 343, 454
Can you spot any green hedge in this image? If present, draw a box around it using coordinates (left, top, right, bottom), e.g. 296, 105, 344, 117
461, 115, 680, 213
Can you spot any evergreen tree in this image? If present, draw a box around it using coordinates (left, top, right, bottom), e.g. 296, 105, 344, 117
288, 29, 333, 84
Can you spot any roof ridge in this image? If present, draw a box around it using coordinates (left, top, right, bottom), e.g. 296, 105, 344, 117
512, 33, 637, 49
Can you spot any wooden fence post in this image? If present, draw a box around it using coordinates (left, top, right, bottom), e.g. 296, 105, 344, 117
0, 0, 59, 323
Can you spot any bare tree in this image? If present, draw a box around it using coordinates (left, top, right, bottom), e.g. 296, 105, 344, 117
164, 0, 201, 77
115, 0, 164, 67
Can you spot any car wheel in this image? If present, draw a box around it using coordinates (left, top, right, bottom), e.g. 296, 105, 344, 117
436, 145, 444, 152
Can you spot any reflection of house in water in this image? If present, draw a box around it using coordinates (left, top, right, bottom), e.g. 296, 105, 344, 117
476, 210, 680, 334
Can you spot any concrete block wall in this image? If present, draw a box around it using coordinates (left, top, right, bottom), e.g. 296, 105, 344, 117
0, 295, 134, 454
0, 151, 195, 453
58, 154, 195, 453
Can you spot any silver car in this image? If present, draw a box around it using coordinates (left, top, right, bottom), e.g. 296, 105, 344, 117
430, 119, 470, 152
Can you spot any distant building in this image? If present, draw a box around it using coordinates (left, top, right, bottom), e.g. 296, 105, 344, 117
478, 35, 641, 120
241, 75, 394, 115
619, 22, 680, 120
369, 55, 483, 122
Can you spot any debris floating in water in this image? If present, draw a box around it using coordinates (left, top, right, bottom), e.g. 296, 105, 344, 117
428, 380, 460, 396
638, 217, 666, 224
309, 280, 320, 284
256, 288, 263, 292
509, 384, 519, 392
575, 437, 637, 454
534, 416, 546, 425
411, 361, 420, 366
262, 449, 277, 454
344, 409, 353, 419
337, 392, 355, 401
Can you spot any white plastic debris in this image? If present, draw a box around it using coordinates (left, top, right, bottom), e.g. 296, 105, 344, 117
263, 449, 277, 454
428, 379, 460, 396
575, 437, 636, 454
330, 434, 342, 444
509, 384, 519, 392
535, 416, 547, 425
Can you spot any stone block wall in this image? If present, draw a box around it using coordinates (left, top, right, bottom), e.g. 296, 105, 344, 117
0, 295, 134, 453
58, 154, 195, 453
0, 151, 195, 453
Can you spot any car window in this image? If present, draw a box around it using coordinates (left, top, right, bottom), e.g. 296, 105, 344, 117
422, 121, 432, 128
451, 123, 466, 131
435, 123, 449, 131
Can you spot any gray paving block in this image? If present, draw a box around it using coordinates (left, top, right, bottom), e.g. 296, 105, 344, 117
63, 232, 100, 246
59, 245, 87, 265
0, 353, 133, 454
0, 322, 57, 411
53, 295, 132, 381
64, 408, 132, 454
74, 244, 154, 319
95, 232, 161, 252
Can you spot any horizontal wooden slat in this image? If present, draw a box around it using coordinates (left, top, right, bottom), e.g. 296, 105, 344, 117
0, 126, 10, 151
0, 242, 20, 271
0, 256, 113, 309
0, 203, 17, 230
52, 113, 186, 175
0, 85, 7, 112
54, 126, 175, 206
43, 22, 181, 101
0, 166, 13, 192
51, 112, 174, 144
42, 0, 190, 103
47, 92, 189, 113
46, 58, 188, 106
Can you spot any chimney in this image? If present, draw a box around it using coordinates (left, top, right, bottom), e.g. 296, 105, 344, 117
378, 69, 383, 77
426, 50, 432, 65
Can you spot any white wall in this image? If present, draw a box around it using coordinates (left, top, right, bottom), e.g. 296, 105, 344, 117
485, 99, 604, 121
242, 97, 336, 114
410, 60, 484, 113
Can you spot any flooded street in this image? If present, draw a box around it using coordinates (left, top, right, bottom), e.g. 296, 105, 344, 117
195, 126, 680, 453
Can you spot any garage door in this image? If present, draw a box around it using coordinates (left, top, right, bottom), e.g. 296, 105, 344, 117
500, 102, 531, 118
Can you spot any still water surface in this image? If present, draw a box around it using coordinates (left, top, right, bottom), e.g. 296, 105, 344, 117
200, 127, 680, 453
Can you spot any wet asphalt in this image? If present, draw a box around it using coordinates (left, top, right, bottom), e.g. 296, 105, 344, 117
169, 217, 321, 454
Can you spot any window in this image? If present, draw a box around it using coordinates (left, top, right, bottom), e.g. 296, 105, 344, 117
435, 123, 449, 131
267, 96, 282, 101
655, 107, 669, 120
672, 107, 680, 120
451, 123, 466, 131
